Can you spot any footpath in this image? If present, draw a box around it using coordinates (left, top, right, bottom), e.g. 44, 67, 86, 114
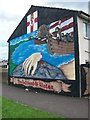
2, 83, 89, 119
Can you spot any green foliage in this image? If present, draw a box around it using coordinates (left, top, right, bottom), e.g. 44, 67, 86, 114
37, 24, 49, 38
2, 97, 65, 119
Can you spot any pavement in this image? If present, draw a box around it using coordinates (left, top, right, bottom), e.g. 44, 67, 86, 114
2, 83, 90, 119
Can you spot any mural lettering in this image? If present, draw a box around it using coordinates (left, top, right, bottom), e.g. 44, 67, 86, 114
10, 77, 71, 93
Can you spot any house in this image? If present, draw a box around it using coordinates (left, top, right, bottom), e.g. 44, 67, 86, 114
0, 60, 8, 68
7, 5, 90, 97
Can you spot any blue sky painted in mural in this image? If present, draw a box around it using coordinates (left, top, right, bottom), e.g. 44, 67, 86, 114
11, 34, 75, 67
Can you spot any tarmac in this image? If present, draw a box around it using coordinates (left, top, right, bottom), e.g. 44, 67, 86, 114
2, 83, 90, 119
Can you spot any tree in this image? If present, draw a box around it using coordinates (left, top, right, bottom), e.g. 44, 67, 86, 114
37, 24, 49, 38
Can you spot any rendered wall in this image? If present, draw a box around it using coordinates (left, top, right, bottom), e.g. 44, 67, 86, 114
77, 16, 90, 96
77, 16, 90, 64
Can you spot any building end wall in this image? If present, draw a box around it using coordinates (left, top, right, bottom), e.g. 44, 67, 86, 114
77, 16, 90, 65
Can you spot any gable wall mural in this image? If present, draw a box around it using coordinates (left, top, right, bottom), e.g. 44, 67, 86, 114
9, 7, 80, 96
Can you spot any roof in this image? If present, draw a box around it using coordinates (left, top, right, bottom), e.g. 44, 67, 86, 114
7, 5, 90, 42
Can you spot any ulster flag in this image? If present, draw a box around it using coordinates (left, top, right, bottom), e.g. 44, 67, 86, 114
27, 11, 38, 33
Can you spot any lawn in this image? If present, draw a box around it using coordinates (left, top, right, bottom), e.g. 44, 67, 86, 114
0, 96, 2, 119
1, 97, 66, 119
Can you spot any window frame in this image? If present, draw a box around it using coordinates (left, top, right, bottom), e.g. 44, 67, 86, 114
83, 22, 89, 39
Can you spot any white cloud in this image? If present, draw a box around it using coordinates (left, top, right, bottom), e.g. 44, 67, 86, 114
0, 0, 47, 42
0, 0, 47, 60
44, 1, 88, 13
44, 0, 89, 2
0, 0, 89, 60
0, 17, 19, 40
0, 0, 47, 16
0, 46, 8, 60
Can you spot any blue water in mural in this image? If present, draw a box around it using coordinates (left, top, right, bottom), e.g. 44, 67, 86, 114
12, 40, 75, 67
10, 31, 37, 45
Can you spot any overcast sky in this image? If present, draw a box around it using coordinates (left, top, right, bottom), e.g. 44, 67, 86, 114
0, 0, 89, 60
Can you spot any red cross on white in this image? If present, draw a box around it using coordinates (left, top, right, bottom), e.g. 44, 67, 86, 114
27, 11, 38, 33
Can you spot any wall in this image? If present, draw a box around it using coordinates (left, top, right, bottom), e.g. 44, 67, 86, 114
77, 16, 90, 65
77, 16, 90, 96
8, 7, 82, 96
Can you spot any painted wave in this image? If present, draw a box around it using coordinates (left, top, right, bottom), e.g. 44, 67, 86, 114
12, 40, 75, 67
10, 31, 37, 45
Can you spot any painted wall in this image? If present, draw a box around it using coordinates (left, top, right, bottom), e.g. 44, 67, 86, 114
9, 7, 83, 96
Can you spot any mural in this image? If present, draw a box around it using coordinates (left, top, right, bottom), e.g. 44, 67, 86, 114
9, 10, 76, 93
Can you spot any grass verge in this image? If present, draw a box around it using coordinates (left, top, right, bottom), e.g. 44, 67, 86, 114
0, 96, 2, 119
1, 97, 65, 119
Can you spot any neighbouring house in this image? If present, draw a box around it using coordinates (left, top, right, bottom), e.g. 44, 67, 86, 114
0, 60, 8, 68
7, 5, 90, 97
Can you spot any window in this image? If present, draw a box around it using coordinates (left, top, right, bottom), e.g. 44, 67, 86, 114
83, 22, 88, 38
83, 22, 89, 39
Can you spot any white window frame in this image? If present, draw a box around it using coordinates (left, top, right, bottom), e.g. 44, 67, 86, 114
83, 22, 89, 39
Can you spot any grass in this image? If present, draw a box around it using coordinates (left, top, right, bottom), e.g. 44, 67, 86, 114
1, 97, 65, 119
0, 96, 2, 119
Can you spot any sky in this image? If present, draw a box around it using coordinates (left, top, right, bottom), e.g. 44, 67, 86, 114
0, 0, 89, 60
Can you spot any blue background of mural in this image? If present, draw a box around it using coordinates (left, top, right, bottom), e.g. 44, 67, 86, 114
10, 31, 37, 45
10, 33, 75, 68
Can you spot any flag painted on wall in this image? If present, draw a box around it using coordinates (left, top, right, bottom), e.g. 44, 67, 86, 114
49, 16, 74, 35
27, 11, 38, 33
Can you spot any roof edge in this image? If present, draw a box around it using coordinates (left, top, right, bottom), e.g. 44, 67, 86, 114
7, 5, 90, 42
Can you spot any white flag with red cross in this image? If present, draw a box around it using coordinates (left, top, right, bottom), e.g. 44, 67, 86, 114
27, 11, 38, 33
